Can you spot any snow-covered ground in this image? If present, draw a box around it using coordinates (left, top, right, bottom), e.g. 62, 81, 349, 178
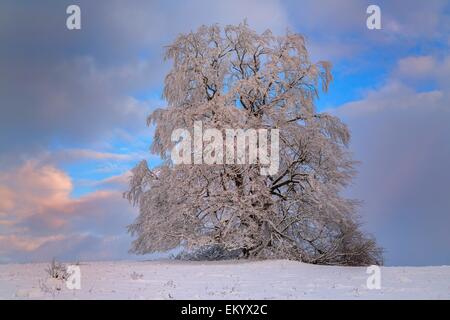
0, 259, 449, 299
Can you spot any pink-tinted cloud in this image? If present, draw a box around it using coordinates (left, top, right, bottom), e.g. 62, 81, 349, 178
0, 161, 73, 220
0, 234, 66, 253
0, 186, 14, 215
0, 161, 139, 263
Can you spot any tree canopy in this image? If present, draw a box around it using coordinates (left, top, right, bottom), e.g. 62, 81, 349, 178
126, 22, 382, 266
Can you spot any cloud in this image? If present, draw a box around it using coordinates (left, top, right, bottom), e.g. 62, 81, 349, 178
284, 0, 450, 61
381, 0, 449, 38
0, 235, 66, 253
94, 172, 133, 191
0, 161, 139, 263
0, 56, 155, 153
396, 56, 437, 78
49, 149, 138, 164
1, 0, 448, 153
0, 186, 15, 214
293, 0, 450, 39
336, 81, 444, 116
0, 161, 73, 220
333, 55, 450, 265
0, 0, 291, 154
394, 55, 450, 87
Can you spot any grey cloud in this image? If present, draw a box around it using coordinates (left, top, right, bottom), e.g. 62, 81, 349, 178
335, 81, 450, 266
6, 234, 133, 263
0, 0, 291, 155
285, 0, 450, 61
3, 0, 447, 153
284, 0, 449, 39
0, 55, 157, 153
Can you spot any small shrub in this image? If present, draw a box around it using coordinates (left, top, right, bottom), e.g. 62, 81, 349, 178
45, 258, 68, 280
130, 271, 144, 280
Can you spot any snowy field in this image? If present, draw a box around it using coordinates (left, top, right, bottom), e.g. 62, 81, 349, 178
0, 260, 449, 299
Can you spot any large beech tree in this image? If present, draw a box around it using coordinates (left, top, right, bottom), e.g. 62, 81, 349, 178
126, 23, 382, 266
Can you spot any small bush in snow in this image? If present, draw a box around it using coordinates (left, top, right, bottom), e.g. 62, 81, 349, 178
130, 272, 144, 280
45, 258, 68, 280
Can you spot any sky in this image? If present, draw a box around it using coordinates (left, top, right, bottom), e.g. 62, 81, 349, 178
0, 0, 449, 266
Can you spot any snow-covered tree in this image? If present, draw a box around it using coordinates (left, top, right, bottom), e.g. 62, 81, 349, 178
125, 22, 382, 266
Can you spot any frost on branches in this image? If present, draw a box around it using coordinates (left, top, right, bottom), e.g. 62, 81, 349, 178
125, 22, 382, 266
